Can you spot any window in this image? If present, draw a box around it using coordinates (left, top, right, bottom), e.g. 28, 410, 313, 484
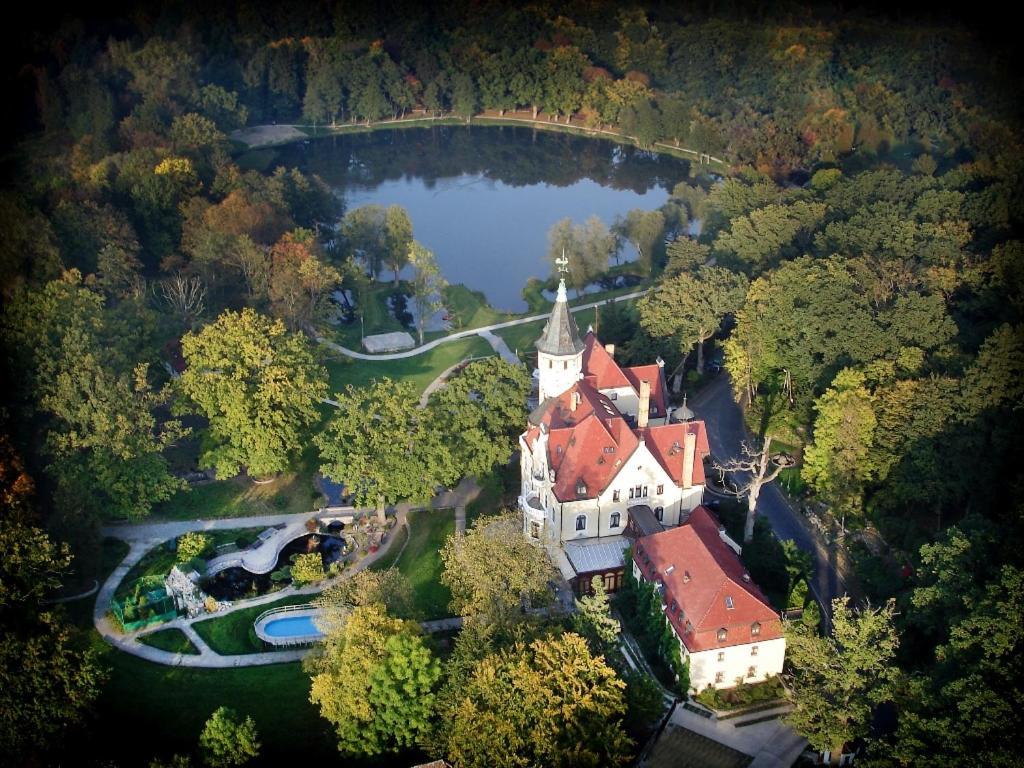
610, 391, 618, 400
529, 522, 540, 539
563, 361, 568, 370
725, 596, 734, 609
747, 666, 757, 679
575, 515, 586, 531
610, 512, 620, 528
751, 621, 761, 637
643, 485, 649, 497
556, 445, 563, 454
717, 651, 725, 662
655, 506, 664, 521
548, 360, 552, 368
715, 671, 724, 684
634, 485, 642, 498
656, 484, 664, 495
613, 489, 620, 502
717, 628, 728, 642
751, 646, 759, 657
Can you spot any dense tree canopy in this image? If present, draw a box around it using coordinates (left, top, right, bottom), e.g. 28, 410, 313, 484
178, 308, 327, 478
436, 633, 633, 768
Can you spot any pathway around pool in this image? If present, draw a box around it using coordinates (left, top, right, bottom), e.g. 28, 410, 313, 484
96, 479, 482, 667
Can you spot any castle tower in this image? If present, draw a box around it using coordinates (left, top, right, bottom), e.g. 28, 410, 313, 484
535, 271, 584, 402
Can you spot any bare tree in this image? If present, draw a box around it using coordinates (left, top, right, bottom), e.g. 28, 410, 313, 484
714, 435, 795, 543
156, 273, 206, 328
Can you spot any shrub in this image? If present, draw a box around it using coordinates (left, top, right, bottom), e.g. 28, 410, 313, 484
176, 532, 211, 562
290, 553, 324, 585
199, 706, 261, 767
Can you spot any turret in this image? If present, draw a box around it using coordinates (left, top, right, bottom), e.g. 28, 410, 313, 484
535, 272, 584, 401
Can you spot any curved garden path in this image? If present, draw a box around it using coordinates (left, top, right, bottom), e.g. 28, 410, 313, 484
316, 288, 648, 362
95, 478, 480, 667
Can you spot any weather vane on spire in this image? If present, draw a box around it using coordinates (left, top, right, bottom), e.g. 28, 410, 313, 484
556, 248, 569, 275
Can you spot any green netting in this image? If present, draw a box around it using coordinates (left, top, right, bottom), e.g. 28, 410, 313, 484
112, 587, 177, 631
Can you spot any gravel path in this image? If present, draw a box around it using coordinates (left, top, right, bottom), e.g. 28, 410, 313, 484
316, 289, 648, 362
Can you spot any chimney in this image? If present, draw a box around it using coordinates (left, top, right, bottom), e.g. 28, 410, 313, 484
604, 343, 616, 357
682, 430, 697, 489
638, 380, 651, 429
571, 390, 580, 412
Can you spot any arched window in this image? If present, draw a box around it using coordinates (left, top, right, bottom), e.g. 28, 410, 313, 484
655, 506, 664, 521
610, 512, 621, 528
717, 627, 728, 642
751, 621, 761, 637
575, 515, 586, 531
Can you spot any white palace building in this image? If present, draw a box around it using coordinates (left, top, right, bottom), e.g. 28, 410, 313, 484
518, 275, 785, 691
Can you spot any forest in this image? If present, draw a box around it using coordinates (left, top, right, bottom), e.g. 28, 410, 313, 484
0, 1, 1021, 766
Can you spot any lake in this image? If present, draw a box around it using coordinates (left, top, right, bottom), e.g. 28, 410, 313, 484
264, 126, 692, 312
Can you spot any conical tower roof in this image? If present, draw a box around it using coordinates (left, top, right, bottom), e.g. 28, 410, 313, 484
535, 279, 584, 355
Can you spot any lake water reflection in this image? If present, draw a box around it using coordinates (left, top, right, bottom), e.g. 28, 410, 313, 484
271, 126, 691, 311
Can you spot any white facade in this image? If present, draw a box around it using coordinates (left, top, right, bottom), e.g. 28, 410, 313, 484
537, 350, 583, 401
519, 435, 704, 545
686, 637, 787, 692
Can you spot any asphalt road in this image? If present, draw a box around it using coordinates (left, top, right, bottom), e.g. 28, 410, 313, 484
691, 375, 849, 627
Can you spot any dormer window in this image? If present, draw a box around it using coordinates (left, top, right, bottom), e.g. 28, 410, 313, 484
556, 445, 563, 455
725, 596, 734, 610
751, 621, 761, 637
717, 628, 728, 642
603, 446, 615, 453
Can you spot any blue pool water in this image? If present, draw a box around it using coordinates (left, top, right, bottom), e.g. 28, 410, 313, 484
262, 615, 323, 639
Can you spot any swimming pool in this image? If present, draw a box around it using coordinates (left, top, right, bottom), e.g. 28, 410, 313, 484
253, 606, 325, 646
262, 615, 323, 639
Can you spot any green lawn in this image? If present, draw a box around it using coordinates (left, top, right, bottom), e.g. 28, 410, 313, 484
324, 334, 494, 395
138, 628, 200, 655
191, 594, 313, 655
152, 445, 324, 522
373, 509, 455, 620
80, 636, 341, 767
465, 462, 521, 527
367, 522, 409, 571
63, 538, 131, 629
442, 283, 515, 331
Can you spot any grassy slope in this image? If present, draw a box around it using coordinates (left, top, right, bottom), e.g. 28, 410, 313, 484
191, 593, 313, 655
324, 334, 493, 395
153, 445, 324, 522
138, 628, 199, 654
373, 509, 455, 621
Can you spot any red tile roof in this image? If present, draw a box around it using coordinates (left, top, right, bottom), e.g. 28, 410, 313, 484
643, 423, 711, 487
623, 364, 668, 419
582, 334, 632, 390
524, 332, 709, 502
633, 507, 782, 653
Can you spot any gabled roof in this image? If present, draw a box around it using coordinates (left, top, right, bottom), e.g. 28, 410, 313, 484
643, 422, 711, 487
547, 404, 640, 503
535, 280, 584, 356
634, 506, 782, 653
524, 379, 711, 500
623, 364, 668, 419
582, 333, 632, 389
